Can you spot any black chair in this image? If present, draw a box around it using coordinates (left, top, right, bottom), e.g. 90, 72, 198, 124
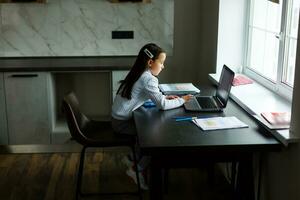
62, 92, 142, 200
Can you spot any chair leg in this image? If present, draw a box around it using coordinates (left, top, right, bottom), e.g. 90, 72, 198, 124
131, 146, 142, 200
76, 146, 87, 200
76, 145, 142, 199
207, 162, 215, 186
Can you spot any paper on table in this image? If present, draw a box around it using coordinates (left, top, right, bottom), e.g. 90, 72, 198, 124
193, 116, 248, 131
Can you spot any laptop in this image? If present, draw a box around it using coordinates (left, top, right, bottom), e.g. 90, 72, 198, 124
184, 65, 235, 112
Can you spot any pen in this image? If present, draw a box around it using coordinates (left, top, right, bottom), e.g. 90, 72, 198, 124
174, 116, 206, 122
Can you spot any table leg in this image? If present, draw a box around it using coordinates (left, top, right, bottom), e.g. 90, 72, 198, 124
149, 157, 163, 200
235, 155, 255, 200
257, 153, 262, 200
231, 161, 237, 194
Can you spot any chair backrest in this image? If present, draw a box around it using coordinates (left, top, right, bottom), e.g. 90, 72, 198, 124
62, 92, 90, 144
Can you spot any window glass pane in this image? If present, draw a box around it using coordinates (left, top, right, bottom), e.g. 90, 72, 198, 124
266, 1, 282, 32
264, 32, 279, 80
252, 0, 268, 29
282, 0, 300, 87
249, 28, 265, 73
285, 38, 297, 86
249, 28, 279, 80
252, 0, 282, 32
290, 0, 300, 37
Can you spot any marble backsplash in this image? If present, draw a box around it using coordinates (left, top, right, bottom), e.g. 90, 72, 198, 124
0, 0, 173, 56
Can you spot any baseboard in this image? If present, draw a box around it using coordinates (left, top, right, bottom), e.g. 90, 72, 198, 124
0, 144, 131, 154
0, 144, 83, 153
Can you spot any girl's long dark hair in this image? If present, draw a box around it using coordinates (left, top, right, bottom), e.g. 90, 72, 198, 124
117, 43, 165, 99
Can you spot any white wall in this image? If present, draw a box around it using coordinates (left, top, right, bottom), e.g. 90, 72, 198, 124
216, 0, 247, 73
160, 0, 219, 85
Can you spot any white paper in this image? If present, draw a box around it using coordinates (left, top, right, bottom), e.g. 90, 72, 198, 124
193, 116, 248, 131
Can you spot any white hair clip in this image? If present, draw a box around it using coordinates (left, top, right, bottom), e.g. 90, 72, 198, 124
144, 48, 154, 59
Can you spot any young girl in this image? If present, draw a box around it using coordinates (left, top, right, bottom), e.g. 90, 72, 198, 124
111, 43, 192, 189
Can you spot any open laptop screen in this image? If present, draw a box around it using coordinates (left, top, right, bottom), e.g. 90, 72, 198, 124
216, 65, 235, 107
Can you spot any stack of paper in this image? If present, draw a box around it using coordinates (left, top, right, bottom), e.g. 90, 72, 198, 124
193, 116, 248, 131
261, 112, 290, 125
252, 114, 289, 130
232, 75, 254, 86
159, 83, 200, 95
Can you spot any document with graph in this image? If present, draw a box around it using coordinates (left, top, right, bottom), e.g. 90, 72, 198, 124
193, 116, 248, 131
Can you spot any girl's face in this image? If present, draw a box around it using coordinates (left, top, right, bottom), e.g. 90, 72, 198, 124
149, 52, 166, 76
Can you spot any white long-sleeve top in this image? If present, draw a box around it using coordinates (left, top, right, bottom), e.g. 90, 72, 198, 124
112, 70, 185, 120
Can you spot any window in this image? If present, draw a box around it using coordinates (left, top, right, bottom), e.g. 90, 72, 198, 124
245, 0, 300, 100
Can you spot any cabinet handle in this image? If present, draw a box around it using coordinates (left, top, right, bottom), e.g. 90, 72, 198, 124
11, 74, 38, 78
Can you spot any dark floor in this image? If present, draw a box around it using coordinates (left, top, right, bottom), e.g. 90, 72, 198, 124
0, 147, 232, 200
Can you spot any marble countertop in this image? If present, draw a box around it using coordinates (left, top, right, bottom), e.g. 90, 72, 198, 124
0, 57, 134, 72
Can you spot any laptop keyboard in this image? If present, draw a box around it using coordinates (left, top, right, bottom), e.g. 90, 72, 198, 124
196, 97, 217, 109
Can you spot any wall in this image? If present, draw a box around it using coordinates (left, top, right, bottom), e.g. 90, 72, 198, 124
160, 0, 219, 85
0, 0, 173, 56
216, 0, 247, 74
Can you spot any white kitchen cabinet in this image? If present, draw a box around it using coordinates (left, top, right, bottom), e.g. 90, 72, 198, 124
4, 72, 51, 144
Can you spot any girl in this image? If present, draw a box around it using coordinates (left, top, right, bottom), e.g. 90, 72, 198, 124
111, 43, 192, 189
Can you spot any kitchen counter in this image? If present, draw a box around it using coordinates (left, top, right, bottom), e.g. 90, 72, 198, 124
0, 57, 134, 72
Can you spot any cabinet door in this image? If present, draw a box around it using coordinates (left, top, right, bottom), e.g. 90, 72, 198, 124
5, 72, 50, 144
0, 73, 8, 144
112, 70, 129, 101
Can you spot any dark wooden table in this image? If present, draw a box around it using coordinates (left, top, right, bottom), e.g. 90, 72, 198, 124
134, 88, 282, 200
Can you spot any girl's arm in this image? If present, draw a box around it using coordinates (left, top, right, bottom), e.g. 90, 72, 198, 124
145, 77, 186, 110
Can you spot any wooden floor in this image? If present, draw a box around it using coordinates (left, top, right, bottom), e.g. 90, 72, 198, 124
0, 147, 232, 200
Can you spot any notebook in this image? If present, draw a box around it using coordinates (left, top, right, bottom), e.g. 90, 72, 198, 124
159, 83, 200, 95
184, 65, 235, 112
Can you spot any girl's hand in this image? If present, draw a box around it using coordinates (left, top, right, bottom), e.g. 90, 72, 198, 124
181, 94, 193, 102
166, 95, 180, 99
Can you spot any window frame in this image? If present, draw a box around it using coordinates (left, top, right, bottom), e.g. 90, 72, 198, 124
243, 0, 294, 102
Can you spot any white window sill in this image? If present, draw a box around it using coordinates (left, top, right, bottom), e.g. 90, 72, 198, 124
209, 73, 299, 146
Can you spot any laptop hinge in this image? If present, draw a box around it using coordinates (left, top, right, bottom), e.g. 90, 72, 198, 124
216, 96, 224, 107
